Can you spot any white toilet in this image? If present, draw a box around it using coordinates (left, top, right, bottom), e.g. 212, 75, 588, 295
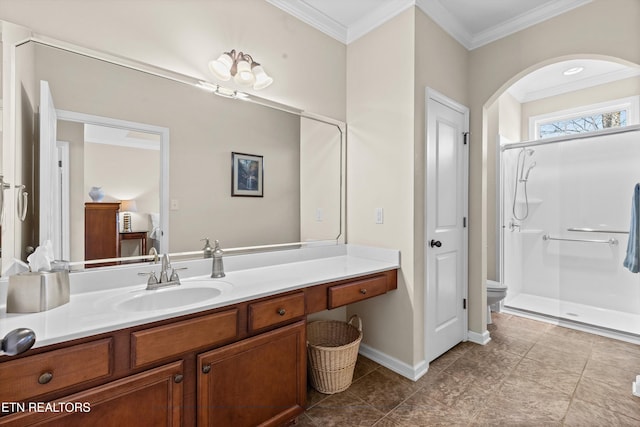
486, 280, 508, 324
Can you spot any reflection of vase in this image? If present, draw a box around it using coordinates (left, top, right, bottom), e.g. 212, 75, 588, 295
89, 186, 104, 202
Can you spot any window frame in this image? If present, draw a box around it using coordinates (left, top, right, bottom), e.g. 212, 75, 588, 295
529, 95, 640, 140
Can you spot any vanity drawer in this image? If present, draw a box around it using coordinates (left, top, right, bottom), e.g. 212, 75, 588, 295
328, 275, 388, 309
248, 292, 305, 332
0, 338, 112, 402
131, 308, 239, 368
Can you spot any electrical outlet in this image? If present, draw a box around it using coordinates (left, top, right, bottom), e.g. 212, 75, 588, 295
315, 208, 323, 222
170, 199, 179, 210
375, 208, 384, 224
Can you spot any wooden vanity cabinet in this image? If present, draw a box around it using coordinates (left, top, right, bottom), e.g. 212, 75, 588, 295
0, 361, 184, 427
0, 269, 397, 427
198, 321, 306, 427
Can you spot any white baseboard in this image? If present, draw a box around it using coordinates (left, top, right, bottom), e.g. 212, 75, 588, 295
467, 329, 491, 345
358, 343, 429, 381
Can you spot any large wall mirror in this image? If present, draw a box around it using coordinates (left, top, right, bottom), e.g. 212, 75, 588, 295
2, 33, 344, 274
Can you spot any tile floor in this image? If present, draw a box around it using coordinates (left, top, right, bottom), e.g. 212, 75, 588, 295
299, 312, 640, 426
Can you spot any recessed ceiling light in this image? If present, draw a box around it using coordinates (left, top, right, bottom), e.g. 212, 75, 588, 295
563, 66, 584, 76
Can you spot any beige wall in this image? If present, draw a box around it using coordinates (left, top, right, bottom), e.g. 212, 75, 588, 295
56, 120, 84, 262
0, 0, 346, 120
345, 7, 468, 368
30, 42, 302, 253
300, 118, 342, 242
346, 8, 416, 364
411, 8, 468, 363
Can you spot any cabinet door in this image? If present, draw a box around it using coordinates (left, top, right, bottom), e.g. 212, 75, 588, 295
85, 202, 120, 266
0, 361, 183, 427
198, 321, 306, 427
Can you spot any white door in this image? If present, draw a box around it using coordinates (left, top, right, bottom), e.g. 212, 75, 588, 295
425, 88, 469, 362
39, 80, 62, 259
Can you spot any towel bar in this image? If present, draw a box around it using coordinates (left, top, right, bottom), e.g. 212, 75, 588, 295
542, 234, 618, 245
567, 227, 628, 234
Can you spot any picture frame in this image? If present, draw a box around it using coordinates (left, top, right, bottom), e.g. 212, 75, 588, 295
231, 152, 264, 197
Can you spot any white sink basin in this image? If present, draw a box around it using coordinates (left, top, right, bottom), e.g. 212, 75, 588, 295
113, 280, 233, 312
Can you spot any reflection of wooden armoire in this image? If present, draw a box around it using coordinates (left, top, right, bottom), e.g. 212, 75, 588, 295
85, 202, 120, 267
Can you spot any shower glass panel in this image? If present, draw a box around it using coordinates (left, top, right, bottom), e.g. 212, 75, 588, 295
501, 127, 640, 337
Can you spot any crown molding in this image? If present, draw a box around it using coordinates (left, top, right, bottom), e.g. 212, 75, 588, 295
346, 0, 415, 44
268, 0, 593, 50
415, 0, 473, 49
266, 0, 347, 43
470, 0, 593, 50
511, 67, 640, 103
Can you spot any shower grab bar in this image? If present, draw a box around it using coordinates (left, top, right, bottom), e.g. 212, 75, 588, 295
542, 234, 618, 245
567, 227, 629, 234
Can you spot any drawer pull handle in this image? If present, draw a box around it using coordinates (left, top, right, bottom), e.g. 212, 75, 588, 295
360, 289, 367, 295
174, 374, 184, 383
202, 364, 211, 374
38, 372, 53, 385
277, 308, 286, 316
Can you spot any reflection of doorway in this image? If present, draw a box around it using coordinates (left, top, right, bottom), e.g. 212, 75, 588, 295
55, 109, 169, 262
57, 141, 70, 261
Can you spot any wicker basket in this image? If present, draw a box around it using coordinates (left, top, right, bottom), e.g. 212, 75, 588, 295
307, 315, 362, 394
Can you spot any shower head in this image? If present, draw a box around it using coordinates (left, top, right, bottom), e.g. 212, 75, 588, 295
523, 161, 536, 181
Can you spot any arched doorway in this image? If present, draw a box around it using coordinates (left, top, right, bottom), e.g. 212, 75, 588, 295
484, 55, 640, 339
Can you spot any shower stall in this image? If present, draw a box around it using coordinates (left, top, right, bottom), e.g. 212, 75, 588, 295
500, 125, 640, 340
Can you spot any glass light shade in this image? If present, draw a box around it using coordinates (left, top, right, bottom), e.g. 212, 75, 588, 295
208, 53, 233, 81
233, 60, 255, 86
252, 65, 273, 90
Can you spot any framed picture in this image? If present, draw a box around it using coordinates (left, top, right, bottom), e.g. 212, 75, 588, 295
231, 152, 264, 197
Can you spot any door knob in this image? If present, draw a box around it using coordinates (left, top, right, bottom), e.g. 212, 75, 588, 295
430, 240, 442, 248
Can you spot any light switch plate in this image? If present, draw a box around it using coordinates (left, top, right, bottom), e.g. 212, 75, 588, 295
375, 208, 384, 224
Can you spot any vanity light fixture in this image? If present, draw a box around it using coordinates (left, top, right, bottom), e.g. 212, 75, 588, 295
208, 49, 273, 90
563, 66, 584, 76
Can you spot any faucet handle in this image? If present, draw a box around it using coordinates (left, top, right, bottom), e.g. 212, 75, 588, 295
170, 267, 187, 282
138, 271, 159, 286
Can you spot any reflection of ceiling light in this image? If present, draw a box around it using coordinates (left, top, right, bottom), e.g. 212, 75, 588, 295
196, 81, 218, 92
195, 81, 249, 100
563, 66, 584, 76
208, 49, 273, 90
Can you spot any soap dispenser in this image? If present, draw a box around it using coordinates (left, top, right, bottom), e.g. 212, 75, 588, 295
201, 238, 213, 259
211, 240, 225, 278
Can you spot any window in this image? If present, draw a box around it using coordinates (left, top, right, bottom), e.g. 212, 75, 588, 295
529, 96, 640, 140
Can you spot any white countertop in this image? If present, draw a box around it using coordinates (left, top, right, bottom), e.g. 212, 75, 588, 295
0, 244, 399, 349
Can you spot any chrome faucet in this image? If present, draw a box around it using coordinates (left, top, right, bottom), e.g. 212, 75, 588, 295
139, 253, 186, 290
211, 240, 225, 278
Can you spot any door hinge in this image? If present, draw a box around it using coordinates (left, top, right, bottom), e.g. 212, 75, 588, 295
463, 298, 467, 309
463, 132, 469, 145
463, 217, 467, 228
58, 160, 62, 168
